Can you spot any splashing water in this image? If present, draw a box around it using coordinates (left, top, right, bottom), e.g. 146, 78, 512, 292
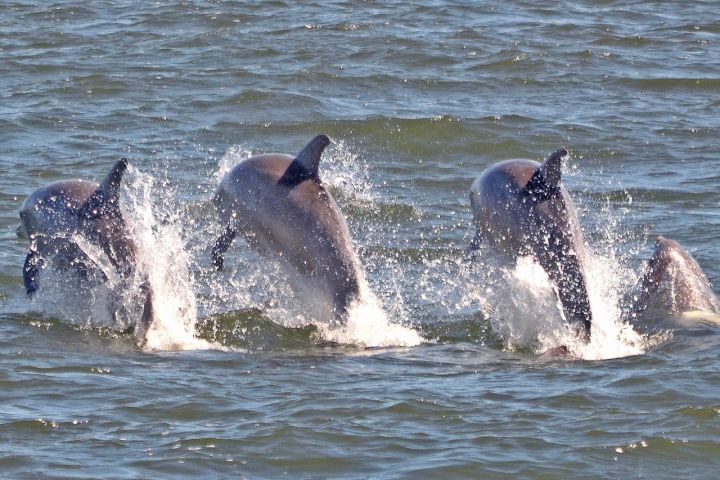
481, 249, 651, 360
318, 286, 423, 348
321, 139, 377, 203
578, 252, 647, 360
320, 141, 421, 346
122, 166, 211, 351
215, 144, 253, 185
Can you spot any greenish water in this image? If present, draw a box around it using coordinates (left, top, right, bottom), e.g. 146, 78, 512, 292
2, 1, 720, 478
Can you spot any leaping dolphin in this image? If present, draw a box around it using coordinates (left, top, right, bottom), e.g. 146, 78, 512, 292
212, 134, 362, 322
469, 148, 592, 341
18, 159, 153, 333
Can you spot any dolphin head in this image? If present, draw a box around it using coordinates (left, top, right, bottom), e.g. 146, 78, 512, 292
633, 236, 720, 318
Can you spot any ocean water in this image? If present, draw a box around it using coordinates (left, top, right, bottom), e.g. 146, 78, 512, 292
1, 1, 720, 478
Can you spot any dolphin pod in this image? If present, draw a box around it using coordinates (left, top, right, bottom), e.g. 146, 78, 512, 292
469, 149, 593, 341
212, 134, 363, 323
17, 159, 153, 334
17, 139, 720, 343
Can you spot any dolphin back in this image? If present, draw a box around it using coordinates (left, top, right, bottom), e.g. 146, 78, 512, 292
19, 159, 137, 290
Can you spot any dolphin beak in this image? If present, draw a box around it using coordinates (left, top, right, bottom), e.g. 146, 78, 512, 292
16, 224, 28, 240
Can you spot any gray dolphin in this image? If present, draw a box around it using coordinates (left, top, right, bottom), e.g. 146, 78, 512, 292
631, 236, 720, 325
212, 134, 362, 321
18, 159, 153, 331
469, 148, 592, 341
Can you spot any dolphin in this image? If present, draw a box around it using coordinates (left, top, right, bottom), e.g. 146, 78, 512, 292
631, 236, 720, 326
212, 134, 362, 322
469, 148, 592, 341
18, 159, 153, 332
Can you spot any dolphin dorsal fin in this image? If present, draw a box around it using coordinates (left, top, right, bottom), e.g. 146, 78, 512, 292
538, 148, 566, 187
522, 148, 568, 201
79, 158, 128, 219
295, 134, 331, 179
278, 135, 331, 187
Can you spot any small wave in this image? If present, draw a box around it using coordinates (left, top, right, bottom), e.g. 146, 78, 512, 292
592, 35, 650, 47
615, 77, 720, 90
584, 187, 712, 204
196, 309, 316, 351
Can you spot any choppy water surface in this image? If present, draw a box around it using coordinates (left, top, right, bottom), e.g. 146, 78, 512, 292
2, 1, 720, 477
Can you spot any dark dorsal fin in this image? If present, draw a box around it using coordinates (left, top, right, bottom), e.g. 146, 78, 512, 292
79, 158, 129, 219
278, 135, 331, 187
521, 148, 568, 201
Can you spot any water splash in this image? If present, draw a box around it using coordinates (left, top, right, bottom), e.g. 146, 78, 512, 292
321, 139, 377, 203
477, 254, 646, 360
323, 141, 421, 346
200, 242, 422, 348
121, 166, 211, 351
578, 252, 647, 360
318, 288, 423, 348
215, 144, 253, 185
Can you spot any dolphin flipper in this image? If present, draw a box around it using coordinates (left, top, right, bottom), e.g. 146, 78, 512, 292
139, 282, 154, 332
278, 135, 331, 187
211, 226, 237, 271
79, 158, 129, 219
23, 249, 45, 297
